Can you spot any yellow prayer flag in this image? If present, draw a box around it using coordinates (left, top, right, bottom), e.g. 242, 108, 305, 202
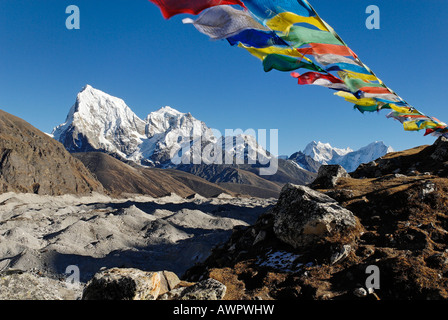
403, 121, 419, 131
389, 104, 414, 114
338, 70, 381, 83
266, 12, 329, 34
334, 91, 377, 107
238, 43, 313, 63
403, 120, 439, 131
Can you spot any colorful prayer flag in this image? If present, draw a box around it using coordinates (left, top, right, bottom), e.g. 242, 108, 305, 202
147, 0, 448, 137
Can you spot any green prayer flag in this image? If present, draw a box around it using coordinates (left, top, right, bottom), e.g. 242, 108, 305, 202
263, 54, 324, 72
281, 25, 343, 48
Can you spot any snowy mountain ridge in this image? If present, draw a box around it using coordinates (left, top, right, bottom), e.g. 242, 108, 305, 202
52, 85, 270, 168
291, 140, 394, 173
303, 141, 353, 164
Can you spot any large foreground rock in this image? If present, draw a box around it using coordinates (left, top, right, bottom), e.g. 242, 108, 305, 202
82, 267, 226, 300
310, 164, 349, 189
273, 184, 360, 249
82, 268, 161, 300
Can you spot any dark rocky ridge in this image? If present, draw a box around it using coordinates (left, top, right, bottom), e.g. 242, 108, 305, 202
288, 151, 321, 173
0, 110, 103, 195
177, 159, 316, 199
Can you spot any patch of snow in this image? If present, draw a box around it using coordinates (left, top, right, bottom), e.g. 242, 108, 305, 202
257, 250, 303, 272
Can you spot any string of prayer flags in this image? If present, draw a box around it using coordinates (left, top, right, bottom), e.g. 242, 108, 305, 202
148, 0, 448, 137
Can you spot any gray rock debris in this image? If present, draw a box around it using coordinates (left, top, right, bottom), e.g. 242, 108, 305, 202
353, 287, 367, 298
159, 278, 226, 300
176, 278, 226, 300
273, 184, 358, 249
420, 181, 436, 199
330, 245, 351, 265
0, 270, 83, 300
310, 165, 350, 189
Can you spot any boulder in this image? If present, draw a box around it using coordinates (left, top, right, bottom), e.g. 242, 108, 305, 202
81, 268, 226, 300
272, 184, 360, 249
82, 268, 161, 300
159, 271, 181, 296
310, 165, 349, 189
177, 278, 226, 300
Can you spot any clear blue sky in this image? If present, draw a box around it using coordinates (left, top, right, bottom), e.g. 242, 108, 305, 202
1, 0, 447, 155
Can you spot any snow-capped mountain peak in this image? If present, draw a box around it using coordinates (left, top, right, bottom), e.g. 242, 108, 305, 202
218, 133, 271, 164
52, 85, 146, 160
141, 106, 217, 166
77, 85, 145, 130
303, 141, 353, 164
147, 106, 185, 123
145, 106, 207, 138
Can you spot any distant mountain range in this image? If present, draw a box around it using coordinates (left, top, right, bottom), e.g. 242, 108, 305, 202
45, 85, 395, 198
51, 85, 317, 197
51, 85, 272, 169
288, 141, 394, 173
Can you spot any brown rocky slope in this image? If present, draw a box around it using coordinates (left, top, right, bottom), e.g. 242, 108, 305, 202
183, 137, 448, 300
0, 110, 103, 195
72, 152, 235, 198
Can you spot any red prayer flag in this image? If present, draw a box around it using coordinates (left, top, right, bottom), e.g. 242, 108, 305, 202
291, 71, 344, 85
358, 87, 391, 94
297, 43, 357, 58
148, 0, 246, 19
424, 129, 434, 136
